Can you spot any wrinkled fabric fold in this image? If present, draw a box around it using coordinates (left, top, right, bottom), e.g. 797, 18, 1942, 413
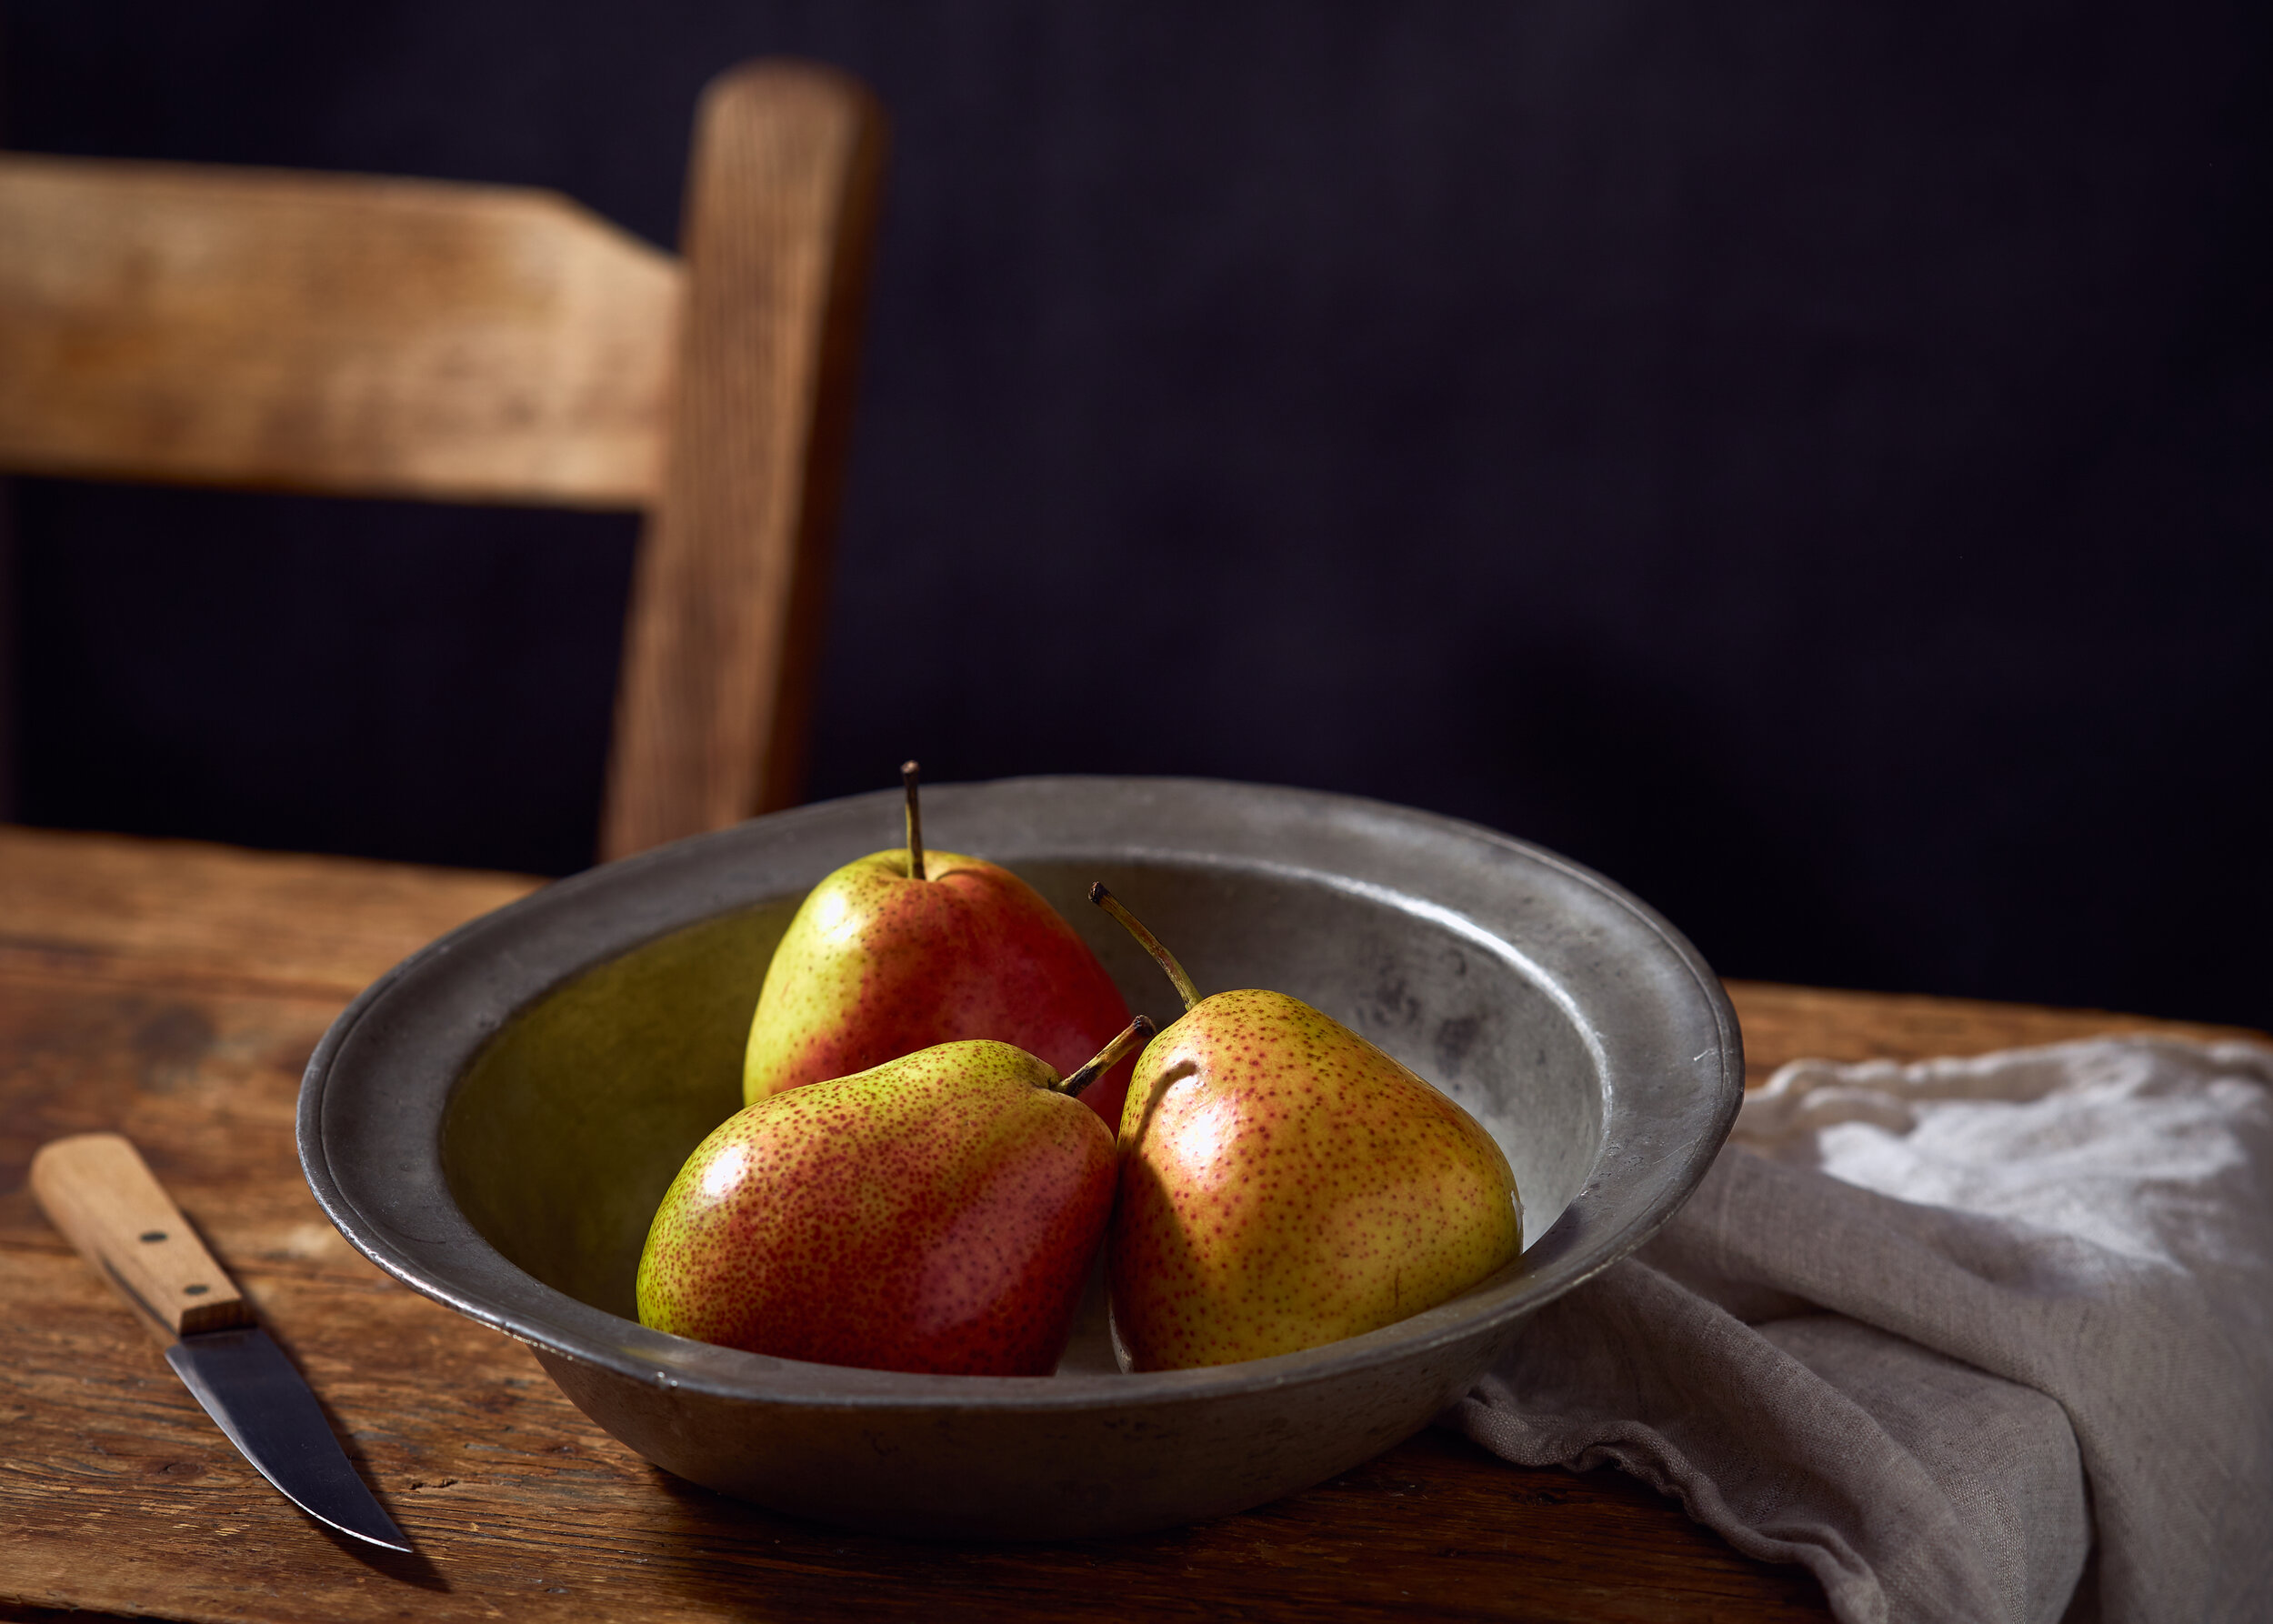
1449, 1038, 2273, 1624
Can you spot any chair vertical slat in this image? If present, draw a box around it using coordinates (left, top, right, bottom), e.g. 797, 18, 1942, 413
598, 63, 886, 860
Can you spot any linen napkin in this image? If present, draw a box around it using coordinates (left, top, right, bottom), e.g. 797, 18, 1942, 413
1448, 1036, 2273, 1624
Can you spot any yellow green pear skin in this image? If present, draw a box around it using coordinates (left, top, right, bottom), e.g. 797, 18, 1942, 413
1108, 988, 1523, 1371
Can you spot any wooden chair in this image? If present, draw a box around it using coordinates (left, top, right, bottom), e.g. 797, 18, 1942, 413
0, 59, 886, 862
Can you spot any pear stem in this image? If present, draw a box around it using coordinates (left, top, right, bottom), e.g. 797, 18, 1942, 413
902, 759, 926, 881
1056, 1015, 1156, 1098
1088, 884, 1200, 1012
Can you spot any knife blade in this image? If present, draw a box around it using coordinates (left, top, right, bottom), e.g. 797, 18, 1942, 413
30, 1132, 414, 1553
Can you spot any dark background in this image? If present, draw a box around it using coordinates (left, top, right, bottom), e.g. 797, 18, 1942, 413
5, 2, 2268, 1030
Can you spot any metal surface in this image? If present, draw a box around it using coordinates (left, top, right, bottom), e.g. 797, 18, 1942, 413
298, 776, 1743, 1539
166, 1328, 413, 1553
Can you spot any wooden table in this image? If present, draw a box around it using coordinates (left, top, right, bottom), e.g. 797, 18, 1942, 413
2, 825, 2255, 1623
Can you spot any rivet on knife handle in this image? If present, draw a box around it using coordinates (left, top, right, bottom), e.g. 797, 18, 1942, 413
30, 1133, 257, 1342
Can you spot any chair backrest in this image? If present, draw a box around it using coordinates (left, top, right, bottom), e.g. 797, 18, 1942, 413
0, 58, 886, 862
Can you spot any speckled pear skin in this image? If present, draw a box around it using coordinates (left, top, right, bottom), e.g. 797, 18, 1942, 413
743, 849, 1136, 1125
1109, 989, 1523, 1371
638, 1040, 1117, 1376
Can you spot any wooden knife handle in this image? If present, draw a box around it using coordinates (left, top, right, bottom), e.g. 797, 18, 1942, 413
30, 1133, 255, 1343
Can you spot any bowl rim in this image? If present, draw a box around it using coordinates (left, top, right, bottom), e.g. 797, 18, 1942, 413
299, 774, 1742, 1411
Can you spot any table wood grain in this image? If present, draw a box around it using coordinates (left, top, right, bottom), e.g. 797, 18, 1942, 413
1, 825, 2256, 1623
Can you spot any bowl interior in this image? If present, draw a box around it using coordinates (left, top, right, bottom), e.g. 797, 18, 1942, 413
442, 857, 1607, 1338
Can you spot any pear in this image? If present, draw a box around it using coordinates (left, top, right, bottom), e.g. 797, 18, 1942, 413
639, 1018, 1154, 1376
1090, 885, 1522, 1371
744, 763, 1136, 1124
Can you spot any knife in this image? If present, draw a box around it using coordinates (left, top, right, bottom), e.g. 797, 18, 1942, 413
30, 1132, 414, 1554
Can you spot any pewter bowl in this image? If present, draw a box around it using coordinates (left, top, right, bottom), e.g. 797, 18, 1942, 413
298, 777, 1740, 1539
